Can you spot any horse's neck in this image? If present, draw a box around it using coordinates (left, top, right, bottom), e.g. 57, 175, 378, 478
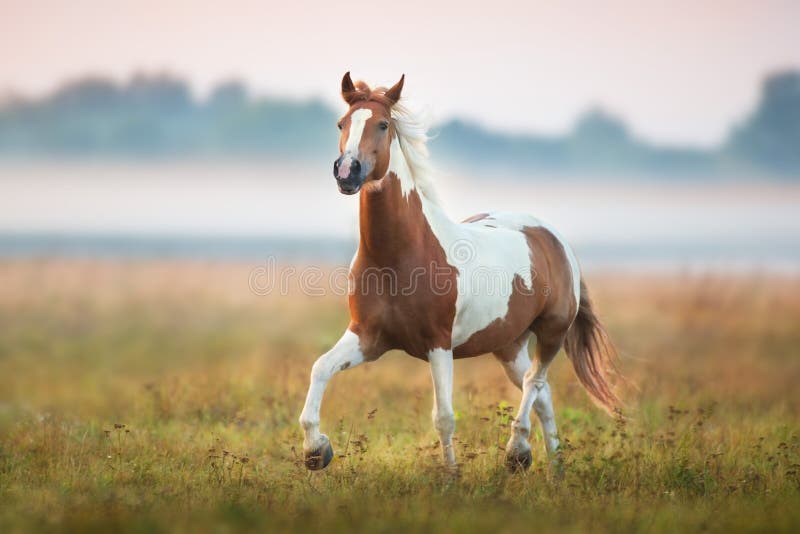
358, 139, 453, 263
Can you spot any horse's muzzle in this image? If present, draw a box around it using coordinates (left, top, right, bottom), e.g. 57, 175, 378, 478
333, 156, 364, 195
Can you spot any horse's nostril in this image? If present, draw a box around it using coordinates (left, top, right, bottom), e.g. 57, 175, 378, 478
352, 160, 361, 174
333, 159, 340, 177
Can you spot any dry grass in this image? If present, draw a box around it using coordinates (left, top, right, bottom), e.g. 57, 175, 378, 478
0, 259, 799, 532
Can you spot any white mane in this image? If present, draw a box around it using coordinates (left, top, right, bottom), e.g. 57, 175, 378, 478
390, 101, 440, 205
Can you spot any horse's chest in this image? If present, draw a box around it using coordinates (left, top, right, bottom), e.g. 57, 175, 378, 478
348, 258, 457, 359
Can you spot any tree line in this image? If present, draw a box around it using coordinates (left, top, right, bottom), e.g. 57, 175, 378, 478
0, 71, 797, 177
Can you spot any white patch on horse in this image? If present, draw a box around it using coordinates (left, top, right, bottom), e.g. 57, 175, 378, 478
388, 136, 415, 198
388, 103, 438, 202
340, 108, 373, 173
442, 220, 534, 348
478, 212, 581, 312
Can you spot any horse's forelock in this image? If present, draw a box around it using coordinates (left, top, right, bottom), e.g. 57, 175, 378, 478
347, 81, 396, 109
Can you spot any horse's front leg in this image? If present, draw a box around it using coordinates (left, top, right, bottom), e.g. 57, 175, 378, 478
428, 348, 456, 468
298, 330, 364, 470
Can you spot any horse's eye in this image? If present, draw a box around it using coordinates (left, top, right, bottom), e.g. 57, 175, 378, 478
379, 121, 389, 131
337, 123, 343, 131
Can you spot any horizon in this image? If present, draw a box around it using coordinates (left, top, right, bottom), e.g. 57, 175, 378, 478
2, 0, 799, 147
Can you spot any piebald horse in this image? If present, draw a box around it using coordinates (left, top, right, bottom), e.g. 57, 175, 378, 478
299, 73, 619, 472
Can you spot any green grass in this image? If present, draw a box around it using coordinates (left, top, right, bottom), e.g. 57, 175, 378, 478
0, 261, 799, 532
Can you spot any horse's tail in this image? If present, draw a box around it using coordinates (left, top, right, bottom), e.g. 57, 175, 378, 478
564, 278, 621, 416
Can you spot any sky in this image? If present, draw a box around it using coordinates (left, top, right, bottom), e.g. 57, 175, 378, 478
1, 0, 799, 147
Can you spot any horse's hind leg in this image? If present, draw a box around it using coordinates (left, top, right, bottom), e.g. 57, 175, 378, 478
531, 319, 567, 465
533, 374, 560, 460
502, 330, 564, 472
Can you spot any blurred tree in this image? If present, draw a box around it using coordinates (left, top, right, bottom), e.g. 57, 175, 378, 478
208, 81, 249, 112
571, 108, 630, 145
727, 71, 800, 174
126, 73, 193, 114
47, 77, 122, 112
568, 109, 635, 171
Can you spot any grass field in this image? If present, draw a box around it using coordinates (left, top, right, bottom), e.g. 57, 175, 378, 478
1, 260, 799, 532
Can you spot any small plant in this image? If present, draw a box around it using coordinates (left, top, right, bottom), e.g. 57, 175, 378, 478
206, 438, 251, 487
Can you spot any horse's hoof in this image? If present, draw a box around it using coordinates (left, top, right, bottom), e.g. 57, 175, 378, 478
304, 437, 334, 471
506, 449, 533, 473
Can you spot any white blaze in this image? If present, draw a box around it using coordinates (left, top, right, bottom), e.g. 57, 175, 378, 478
341, 108, 373, 166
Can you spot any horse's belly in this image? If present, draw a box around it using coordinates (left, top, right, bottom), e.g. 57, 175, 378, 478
451, 289, 540, 358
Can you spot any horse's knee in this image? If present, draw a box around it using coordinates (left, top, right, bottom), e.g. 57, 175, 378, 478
309, 346, 356, 381
433, 410, 455, 437
523, 364, 548, 392
309, 356, 331, 382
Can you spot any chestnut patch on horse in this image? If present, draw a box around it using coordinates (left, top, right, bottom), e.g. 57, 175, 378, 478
349, 172, 457, 360
461, 212, 491, 223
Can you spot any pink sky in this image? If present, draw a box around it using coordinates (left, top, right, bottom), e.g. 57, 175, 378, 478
1, 0, 798, 146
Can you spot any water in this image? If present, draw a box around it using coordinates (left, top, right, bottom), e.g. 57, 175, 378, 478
1, 162, 798, 271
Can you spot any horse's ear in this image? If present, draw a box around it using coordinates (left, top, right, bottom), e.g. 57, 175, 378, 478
341, 71, 357, 104
384, 74, 405, 105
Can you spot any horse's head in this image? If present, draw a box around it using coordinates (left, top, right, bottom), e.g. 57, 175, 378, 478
333, 72, 404, 195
